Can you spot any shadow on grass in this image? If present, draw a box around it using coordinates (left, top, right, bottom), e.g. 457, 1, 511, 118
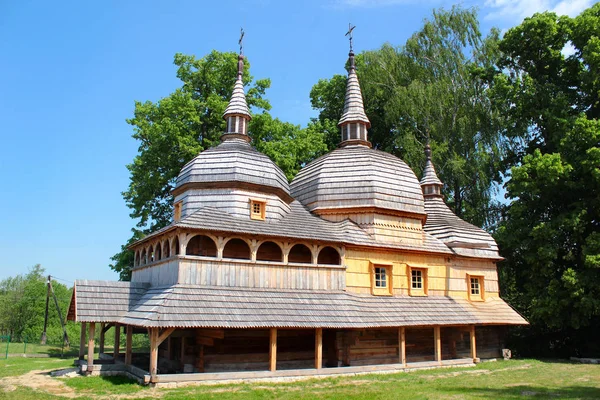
98, 375, 139, 386
446, 385, 600, 399
46, 348, 78, 358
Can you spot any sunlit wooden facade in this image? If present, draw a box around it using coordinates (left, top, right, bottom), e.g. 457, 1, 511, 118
68, 48, 526, 385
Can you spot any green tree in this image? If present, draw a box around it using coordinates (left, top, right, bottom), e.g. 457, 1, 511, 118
111, 51, 326, 280
310, 6, 506, 228
494, 4, 600, 357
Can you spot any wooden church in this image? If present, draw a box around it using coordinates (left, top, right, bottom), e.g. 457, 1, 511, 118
68, 38, 527, 385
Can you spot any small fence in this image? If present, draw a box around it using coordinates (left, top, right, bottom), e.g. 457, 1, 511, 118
1, 335, 9, 359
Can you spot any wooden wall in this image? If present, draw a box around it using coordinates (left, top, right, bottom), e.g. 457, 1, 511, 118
178, 258, 345, 290
175, 188, 290, 221
344, 247, 499, 299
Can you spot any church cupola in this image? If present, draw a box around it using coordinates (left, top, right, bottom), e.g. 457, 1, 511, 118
420, 144, 444, 197
339, 25, 371, 147
222, 53, 252, 142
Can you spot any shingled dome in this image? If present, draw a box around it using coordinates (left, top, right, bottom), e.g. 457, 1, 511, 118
175, 138, 290, 198
291, 145, 426, 216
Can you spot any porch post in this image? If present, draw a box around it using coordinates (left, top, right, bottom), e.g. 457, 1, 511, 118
149, 328, 158, 380
79, 322, 87, 360
269, 328, 277, 372
470, 325, 477, 363
87, 323, 95, 374
124, 325, 133, 366
113, 323, 121, 361
399, 327, 406, 367
434, 326, 442, 365
315, 328, 323, 369
99, 323, 105, 354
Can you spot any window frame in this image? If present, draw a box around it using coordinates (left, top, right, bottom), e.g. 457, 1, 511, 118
174, 201, 182, 222
467, 274, 485, 301
370, 263, 393, 296
249, 198, 266, 221
408, 266, 428, 296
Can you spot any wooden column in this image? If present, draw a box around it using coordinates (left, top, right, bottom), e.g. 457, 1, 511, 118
269, 328, 277, 372
398, 327, 406, 367
124, 325, 133, 366
180, 337, 186, 367
470, 325, 477, 363
434, 326, 442, 365
196, 345, 205, 373
87, 323, 95, 373
98, 323, 105, 355
315, 328, 323, 369
149, 328, 158, 379
79, 322, 87, 360
113, 323, 121, 361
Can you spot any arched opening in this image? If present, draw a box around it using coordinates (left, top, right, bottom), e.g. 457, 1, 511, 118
222, 238, 251, 260
256, 241, 283, 262
288, 244, 312, 264
164, 240, 171, 258
134, 251, 140, 267
174, 236, 180, 255
155, 243, 162, 261
149, 246, 155, 263
318, 246, 341, 265
186, 235, 217, 257
141, 249, 147, 265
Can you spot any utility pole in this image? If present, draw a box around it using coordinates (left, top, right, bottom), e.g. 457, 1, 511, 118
40, 275, 51, 345
49, 278, 70, 347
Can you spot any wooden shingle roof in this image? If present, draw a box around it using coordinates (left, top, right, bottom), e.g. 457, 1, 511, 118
290, 145, 426, 217
69, 282, 527, 328
424, 197, 501, 259
67, 280, 150, 323
174, 138, 290, 196
133, 200, 453, 255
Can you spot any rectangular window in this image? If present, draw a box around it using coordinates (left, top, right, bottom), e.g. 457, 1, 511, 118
375, 267, 387, 288
468, 275, 484, 301
411, 269, 423, 289
470, 277, 480, 295
174, 201, 182, 222
408, 267, 428, 296
249, 199, 266, 220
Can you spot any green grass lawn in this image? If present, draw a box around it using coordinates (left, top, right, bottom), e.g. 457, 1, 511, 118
0, 358, 599, 399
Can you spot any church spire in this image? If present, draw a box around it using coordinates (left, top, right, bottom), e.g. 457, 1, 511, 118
420, 143, 444, 197
339, 24, 371, 147
222, 28, 251, 142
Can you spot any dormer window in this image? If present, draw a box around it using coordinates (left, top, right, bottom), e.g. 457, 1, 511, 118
370, 263, 393, 296
174, 201, 182, 222
250, 199, 266, 220
468, 274, 484, 301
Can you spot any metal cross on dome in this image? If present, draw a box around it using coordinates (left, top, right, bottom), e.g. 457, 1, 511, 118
345, 23, 356, 52
239, 28, 245, 55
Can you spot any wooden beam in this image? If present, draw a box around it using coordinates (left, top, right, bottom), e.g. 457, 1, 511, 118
399, 327, 406, 367
196, 329, 225, 339
269, 328, 277, 372
180, 336, 185, 368
87, 323, 95, 374
113, 323, 121, 361
149, 328, 158, 379
470, 325, 477, 363
156, 327, 175, 347
315, 328, 323, 369
434, 326, 442, 365
196, 336, 214, 346
102, 323, 114, 334
124, 325, 133, 366
79, 322, 87, 360
99, 323, 105, 354
196, 345, 205, 373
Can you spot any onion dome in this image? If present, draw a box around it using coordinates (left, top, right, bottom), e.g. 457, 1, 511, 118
291, 47, 425, 220
173, 51, 291, 208
420, 145, 500, 259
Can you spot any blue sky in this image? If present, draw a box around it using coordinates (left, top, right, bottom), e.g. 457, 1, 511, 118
0, 0, 592, 284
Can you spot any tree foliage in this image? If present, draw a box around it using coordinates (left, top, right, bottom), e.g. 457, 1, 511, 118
0, 265, 76, 344
310, 6, 506, 228
111, 51, 326, 280
494, 4, 600, 357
